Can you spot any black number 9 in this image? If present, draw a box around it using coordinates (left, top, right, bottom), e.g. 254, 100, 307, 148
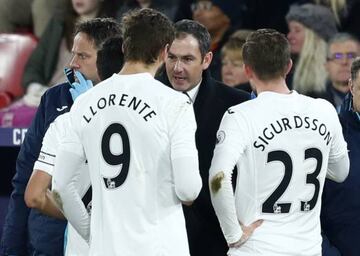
101, 123, 130, 189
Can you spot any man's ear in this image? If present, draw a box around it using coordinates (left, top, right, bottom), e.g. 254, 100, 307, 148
164, 43, 169, 56
159, 44, 169, 62
202, 51, 213, 70
349, 78, 355, 96
285, 59, 293, 75
244, 64, 253, 79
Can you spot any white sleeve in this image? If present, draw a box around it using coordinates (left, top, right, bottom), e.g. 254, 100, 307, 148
33, 115, 64, 176
326, 107, 349, 182
52, 113, 90, 241
169, 97, 202, 202
209, 110, 248, 244
327, 153, 349, 182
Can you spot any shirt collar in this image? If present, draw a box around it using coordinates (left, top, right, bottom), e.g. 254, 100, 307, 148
186, 79, 202, 103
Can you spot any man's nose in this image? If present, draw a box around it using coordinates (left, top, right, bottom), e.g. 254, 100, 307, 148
174, 60, 183, 72
69, 56, 80, 69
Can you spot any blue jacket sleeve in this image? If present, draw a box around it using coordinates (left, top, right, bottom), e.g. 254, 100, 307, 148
0, 95, 47, 255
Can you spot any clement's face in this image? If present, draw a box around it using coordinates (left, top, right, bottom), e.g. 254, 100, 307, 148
69, 32, 100, 84
165, 35, 211, 92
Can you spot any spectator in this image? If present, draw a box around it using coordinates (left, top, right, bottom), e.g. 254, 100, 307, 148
22, 0, 120, 107
0, 0, 120, 128
221, 30, 253, 93
324, 33, 360, 112
321, 57, 360, 256
297, 0, 360, 41
296, 0, 348, 26
286, 3, 338, 95
317, 0, 347, 26
191, 0, 244, 81
0, 0, 65, 38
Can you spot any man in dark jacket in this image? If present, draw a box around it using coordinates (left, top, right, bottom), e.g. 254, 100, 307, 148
0, 18, 121, 256
323, 33, 360, 113
157, 19, 249, 256
321, 57, 360, 256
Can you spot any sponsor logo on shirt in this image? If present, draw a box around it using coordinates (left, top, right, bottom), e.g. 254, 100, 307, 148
56, 106, 68, 112
216, 130, 226, 145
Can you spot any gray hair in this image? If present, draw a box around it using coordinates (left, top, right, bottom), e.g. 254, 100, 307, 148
327, 33, 359, 58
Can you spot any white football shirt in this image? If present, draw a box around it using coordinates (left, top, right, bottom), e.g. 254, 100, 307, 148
52, 73, 201, 256
33, 113, 90, 256
210, 91, 348, 256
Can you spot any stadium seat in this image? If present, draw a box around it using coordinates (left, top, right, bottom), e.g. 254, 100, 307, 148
0, 34, 37, 108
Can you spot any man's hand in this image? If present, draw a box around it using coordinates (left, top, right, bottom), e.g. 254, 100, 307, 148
64, 68, 93, 101
228, 219, 263, 248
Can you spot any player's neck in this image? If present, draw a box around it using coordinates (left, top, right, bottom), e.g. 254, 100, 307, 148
254, 77, 291, 95
119, 61, 160, 77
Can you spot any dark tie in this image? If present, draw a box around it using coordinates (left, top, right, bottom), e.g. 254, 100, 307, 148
183, 91, 192, 103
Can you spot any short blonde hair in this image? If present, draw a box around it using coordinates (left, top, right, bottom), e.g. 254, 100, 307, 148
221, 29, 253, 61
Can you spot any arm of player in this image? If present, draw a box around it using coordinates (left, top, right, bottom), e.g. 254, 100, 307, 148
210, 166, 243, 244
53, 149, 90, 242
170, 98, 202, 205
25, 169, 65, 219
327, 153, 349, 182
51, 113, 90, 242
172, 157, 202, 205
209, 110, 262, 247
25, 115, 68, 219
209, 166, 263, 247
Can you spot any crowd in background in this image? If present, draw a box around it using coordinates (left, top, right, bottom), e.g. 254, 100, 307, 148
1, 0, 360, 121
0, 0, 359, 256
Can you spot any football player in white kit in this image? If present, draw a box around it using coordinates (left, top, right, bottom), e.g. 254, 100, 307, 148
24, 18, 123, 255
209, 29, 350, 256
51, 8, 202, 256
30, 111, 91, 256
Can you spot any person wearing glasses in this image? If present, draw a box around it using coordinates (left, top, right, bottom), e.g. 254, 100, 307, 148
324, 33, 360, 113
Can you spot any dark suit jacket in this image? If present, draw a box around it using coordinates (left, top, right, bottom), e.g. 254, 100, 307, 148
157, 69, 250, 256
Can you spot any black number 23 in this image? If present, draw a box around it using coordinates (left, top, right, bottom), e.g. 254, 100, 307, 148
101, 123, 130, 190
262, 148, 322, 214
